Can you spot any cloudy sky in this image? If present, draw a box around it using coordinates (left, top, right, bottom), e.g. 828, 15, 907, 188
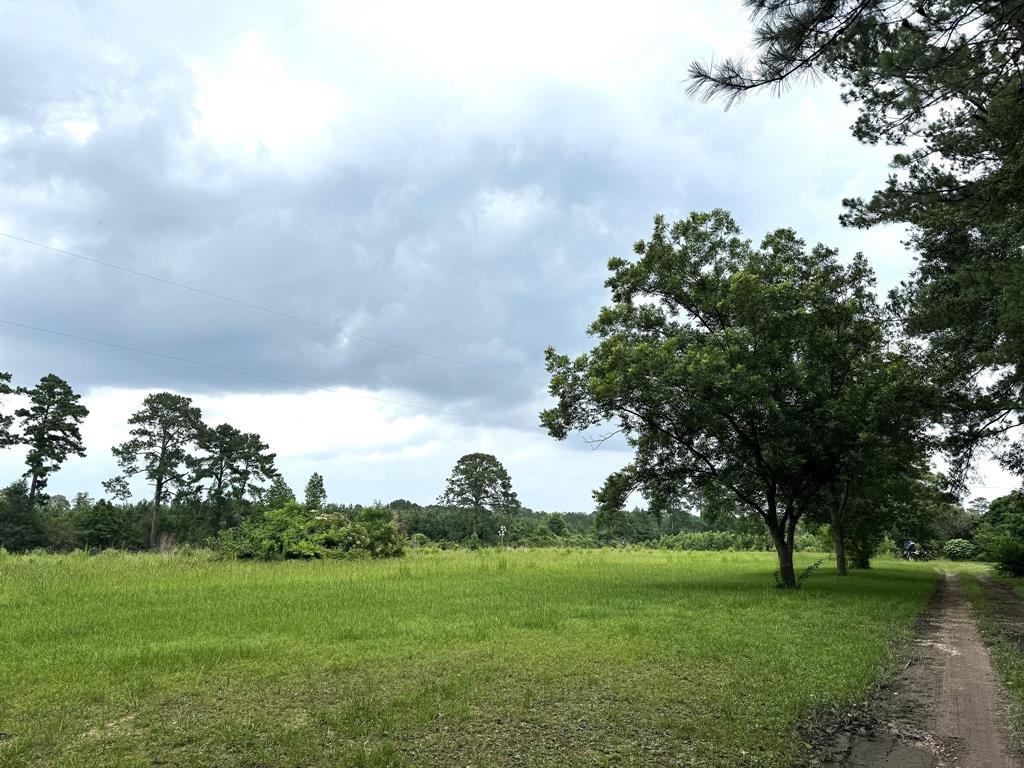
0, 0, 1014, 509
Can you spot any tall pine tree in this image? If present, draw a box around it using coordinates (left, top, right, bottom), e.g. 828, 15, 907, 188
105, 392, 202, 548
16, 374, 89, 503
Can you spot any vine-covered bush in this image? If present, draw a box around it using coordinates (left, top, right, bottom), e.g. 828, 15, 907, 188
213, 502, 404, 561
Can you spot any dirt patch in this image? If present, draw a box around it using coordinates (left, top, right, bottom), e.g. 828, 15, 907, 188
810, 573, 1020, 767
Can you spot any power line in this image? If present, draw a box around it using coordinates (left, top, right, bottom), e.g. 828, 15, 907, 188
0, 232, 543, 386
0, 319, 540, 433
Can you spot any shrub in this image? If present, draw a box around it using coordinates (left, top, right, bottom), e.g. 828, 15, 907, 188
212, 502, 403, 561
355, 506, 405, 558
942, 538, 976, 561
994, 537, 1024, 577
654, 531, 773, 551
409, 532, 430, 549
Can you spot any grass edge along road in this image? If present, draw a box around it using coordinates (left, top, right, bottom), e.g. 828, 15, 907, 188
2, 549, 942, 768
962, 570, 1024, 741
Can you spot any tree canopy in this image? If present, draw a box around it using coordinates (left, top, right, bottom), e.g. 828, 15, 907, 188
304, 472, 327, 511
105, 392, 203, 548
689, 0, 1024, 485
16, 374, 89, 503
438, 453, 520, 540
541, 209, 926, 586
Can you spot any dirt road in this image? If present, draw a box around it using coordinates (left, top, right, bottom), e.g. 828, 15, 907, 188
820, 573, 1020, 768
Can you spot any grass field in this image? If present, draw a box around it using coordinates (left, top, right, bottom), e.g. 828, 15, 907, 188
0, 549, 941, 767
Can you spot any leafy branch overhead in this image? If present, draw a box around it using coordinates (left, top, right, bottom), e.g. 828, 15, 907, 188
689, 0, 1024, 484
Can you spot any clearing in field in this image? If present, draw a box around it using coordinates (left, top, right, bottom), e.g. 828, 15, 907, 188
0, 549, 940, 767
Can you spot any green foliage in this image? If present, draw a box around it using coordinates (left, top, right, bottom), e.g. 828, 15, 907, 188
0, 480, 44, 552
214, 502, 403, 561
354, 506, 405, 558
76, 498, 131, 550
189, 423, 277, 528
974, 491, 1024, 562
265, 474, 296, 509
994, 538, 1024, 578
0, 371, 17, 448
438, 453, 519, 538
106, 392, 204, 548
304, 472, 327, 510
942, 538, 976, 561
690, 1, 1024, 483
15, 373, 89, 502
542, 209, 902, 587
546, 513, 567, 537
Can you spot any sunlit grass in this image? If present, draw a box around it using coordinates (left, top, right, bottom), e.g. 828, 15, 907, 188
0, 549, 939, 767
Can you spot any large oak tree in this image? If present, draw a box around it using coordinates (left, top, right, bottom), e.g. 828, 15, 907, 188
438, 453, 520, 540
541, 210, 912, 587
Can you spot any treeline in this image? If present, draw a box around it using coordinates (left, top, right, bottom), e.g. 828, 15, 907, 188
0, 371, 1019, 571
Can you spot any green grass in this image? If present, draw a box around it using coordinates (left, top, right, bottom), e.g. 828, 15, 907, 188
0, 549, 939, 767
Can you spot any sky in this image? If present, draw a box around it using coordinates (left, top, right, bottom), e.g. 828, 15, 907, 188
0, 0, 1016, 510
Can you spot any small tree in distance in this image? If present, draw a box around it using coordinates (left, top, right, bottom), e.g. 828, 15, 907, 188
439, 453, 520, 540
265, 474, 295, 509
304, 472, 327, 511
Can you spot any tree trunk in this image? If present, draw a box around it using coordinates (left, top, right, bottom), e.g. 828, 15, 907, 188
28, 474, 41, 505
150, 477, 163, 549
831, 508, 848, 576
771, 529, 797, 589
829, 480, 850, 576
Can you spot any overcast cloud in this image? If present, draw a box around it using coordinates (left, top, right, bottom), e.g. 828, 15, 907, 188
0, 0, 1013, 508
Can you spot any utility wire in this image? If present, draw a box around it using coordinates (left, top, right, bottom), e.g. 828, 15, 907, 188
0, 319, 539, 433
0, 232, 544, 386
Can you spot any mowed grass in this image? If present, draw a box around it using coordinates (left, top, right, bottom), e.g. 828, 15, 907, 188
0, 549, 939, 767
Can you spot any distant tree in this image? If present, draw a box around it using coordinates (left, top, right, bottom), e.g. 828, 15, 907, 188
547, 513, 568, 537
967, 497, 990, 518
105, 393, 203, 549
0, 479, 43, 551
76, 498, 127, 550
304, 472, 327, 510
15, 374, 89, 503
439, 453, 520, 539
0, 371, 18, 448
690, 0, 1024, 486
190, 423, 277, 529
265, 474, 296, 509
542, 210, 899, 587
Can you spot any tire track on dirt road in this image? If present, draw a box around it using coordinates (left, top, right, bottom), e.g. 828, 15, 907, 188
817, 572, 1020, 767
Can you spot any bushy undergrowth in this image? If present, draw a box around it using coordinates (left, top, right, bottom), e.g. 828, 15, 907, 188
942, 538, 976, 561
994, 537, 1024, 577
213, 502, 404, 561
641, 530, 825, 552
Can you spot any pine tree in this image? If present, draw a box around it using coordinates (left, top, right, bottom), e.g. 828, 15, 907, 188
15, 374, 89, 503
105, 392, 202, 548
304, 472, 327, 510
